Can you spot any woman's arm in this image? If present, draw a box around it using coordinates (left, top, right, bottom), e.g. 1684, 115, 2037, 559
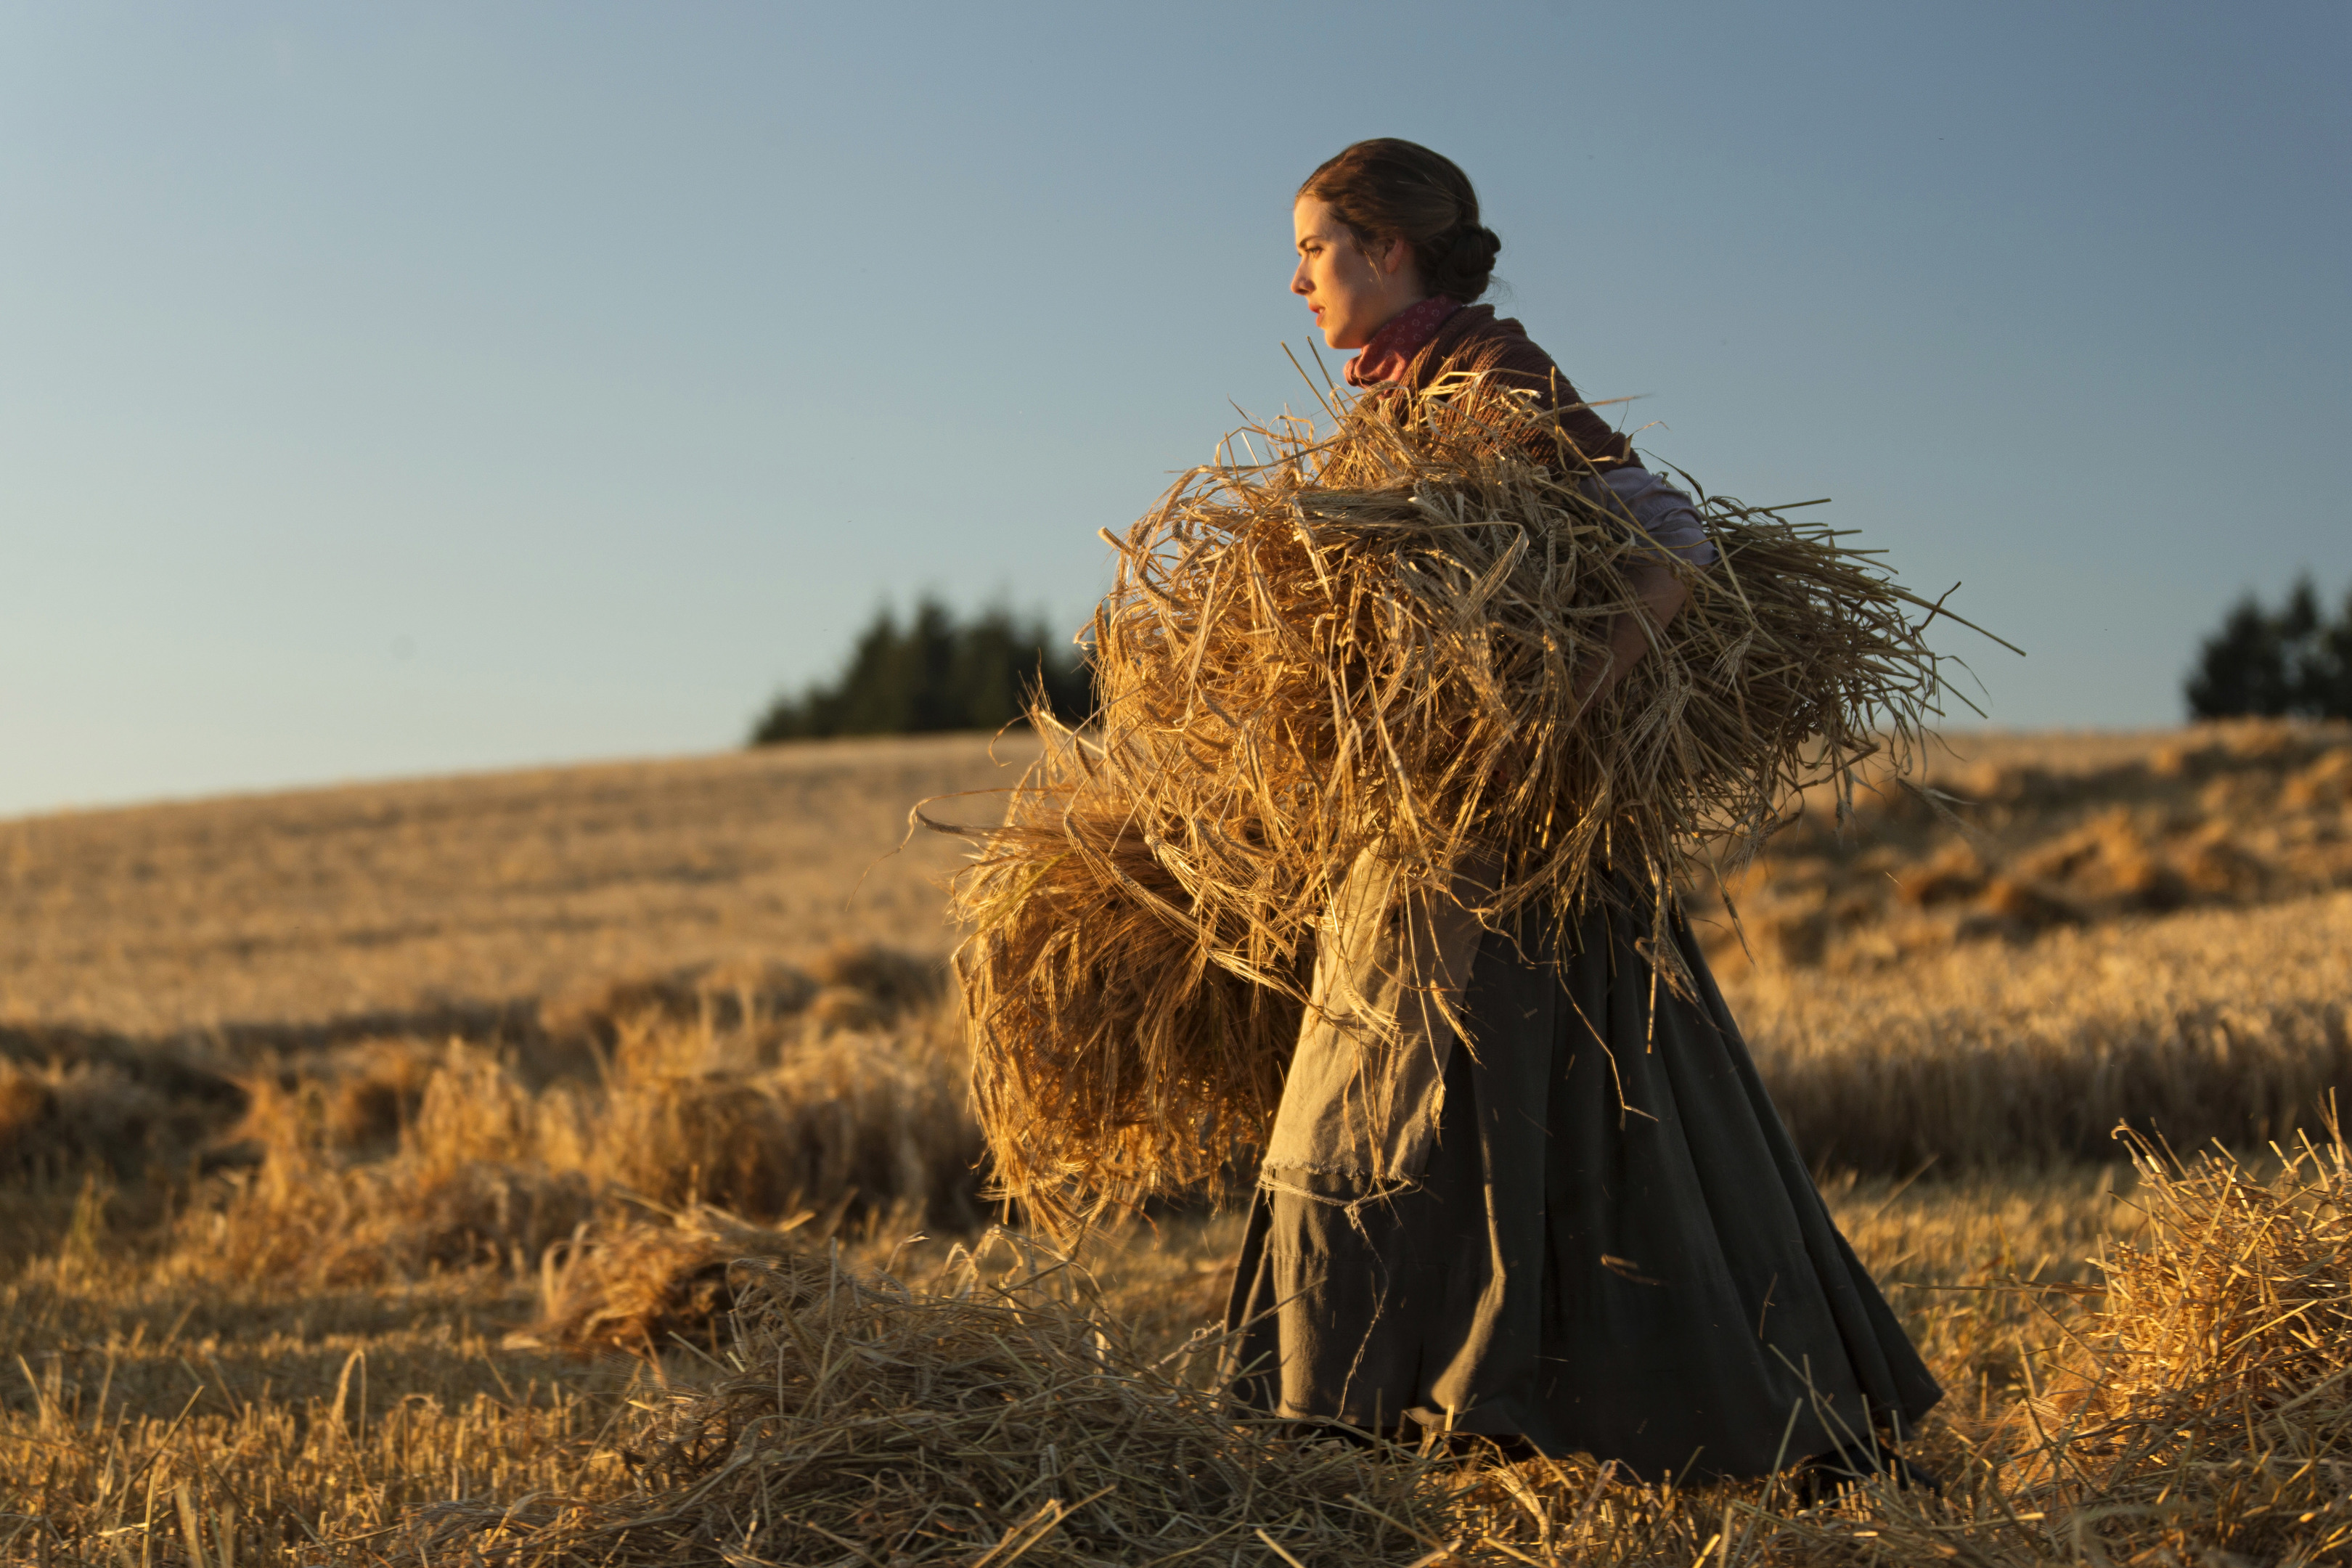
1577, 560, 1689, 711
1571, 468, 1708, 711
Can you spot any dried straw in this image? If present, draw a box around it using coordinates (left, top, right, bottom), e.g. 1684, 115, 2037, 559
528, 1206, 822, 1359
2000, 1122, 2352, 1558
444, 1237, 1448, 1566
1730, 1117, 2352, 1567
942, 376, 2004, 1224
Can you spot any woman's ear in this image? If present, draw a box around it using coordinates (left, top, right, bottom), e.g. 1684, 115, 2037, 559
1377, 236, 1414, 279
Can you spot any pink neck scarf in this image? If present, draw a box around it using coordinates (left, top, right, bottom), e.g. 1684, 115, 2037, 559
1343, 295, 1462, 388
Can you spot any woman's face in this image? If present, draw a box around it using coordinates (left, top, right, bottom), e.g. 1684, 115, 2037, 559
1291, 196, 1422, 351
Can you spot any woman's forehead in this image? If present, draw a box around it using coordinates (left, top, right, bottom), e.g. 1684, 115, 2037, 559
1293, 195, 1346, 242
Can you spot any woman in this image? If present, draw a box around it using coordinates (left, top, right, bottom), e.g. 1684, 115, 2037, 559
1222, 139, 1942, 1482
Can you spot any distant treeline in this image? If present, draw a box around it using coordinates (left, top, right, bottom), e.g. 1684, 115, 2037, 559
751, 600, 1093, 745
2186, 575, 2352, 722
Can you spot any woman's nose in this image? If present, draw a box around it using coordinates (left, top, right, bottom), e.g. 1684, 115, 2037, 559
1290, 261, 1309, 295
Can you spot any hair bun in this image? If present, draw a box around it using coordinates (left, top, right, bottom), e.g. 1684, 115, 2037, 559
1430, 223, 1500, 301
1453, 224, 1500, 266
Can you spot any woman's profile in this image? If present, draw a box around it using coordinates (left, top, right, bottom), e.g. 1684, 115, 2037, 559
1220, 137, 1943, 1482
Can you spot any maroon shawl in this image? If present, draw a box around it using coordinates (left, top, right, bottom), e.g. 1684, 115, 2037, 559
1349, 300, 1639, 473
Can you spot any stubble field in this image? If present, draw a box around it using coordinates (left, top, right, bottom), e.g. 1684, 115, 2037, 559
3, 722, 2350, 1564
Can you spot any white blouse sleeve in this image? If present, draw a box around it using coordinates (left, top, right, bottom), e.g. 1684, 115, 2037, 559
1582, 468, 1718, 568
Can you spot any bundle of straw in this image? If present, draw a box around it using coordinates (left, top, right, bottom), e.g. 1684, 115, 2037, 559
947, 728, 1310, 1220
944, 376, 1996, 1223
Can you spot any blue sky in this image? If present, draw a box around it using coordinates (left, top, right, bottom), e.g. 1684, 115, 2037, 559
3, 1, 2345, 814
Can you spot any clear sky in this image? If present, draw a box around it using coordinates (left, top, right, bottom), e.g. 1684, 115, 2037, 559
4, 2, 2345, 816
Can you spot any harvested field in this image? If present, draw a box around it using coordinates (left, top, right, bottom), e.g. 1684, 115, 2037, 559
4, 721, 2350, 1562
17, 1157, 2348, 1565
1699, 717, 2352, 973
0, 733, 1036, 1037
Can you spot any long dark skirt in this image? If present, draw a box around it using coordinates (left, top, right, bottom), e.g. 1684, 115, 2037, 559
1222, 895, 1942, 1479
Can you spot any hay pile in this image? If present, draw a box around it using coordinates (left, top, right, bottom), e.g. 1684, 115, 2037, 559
445, 1240, 1450, 1566
945, 379, 1993, 1221
528, 1206, 823, 1358
2010, 1125, 2352, 1559
1749, 1122, 2352, 1567
2084, 1131, 2352, 1426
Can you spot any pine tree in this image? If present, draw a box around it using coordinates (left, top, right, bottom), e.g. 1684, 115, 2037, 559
2296, 585, 2352, 720
750, 600, 1092, 744
2184, 575, 2352, 721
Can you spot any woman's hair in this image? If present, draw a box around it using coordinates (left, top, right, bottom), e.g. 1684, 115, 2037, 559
1298, 139, 1501, 302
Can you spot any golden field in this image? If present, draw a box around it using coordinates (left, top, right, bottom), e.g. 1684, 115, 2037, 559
3, 722, 2351, 1564
0, 735, 1041, 1037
